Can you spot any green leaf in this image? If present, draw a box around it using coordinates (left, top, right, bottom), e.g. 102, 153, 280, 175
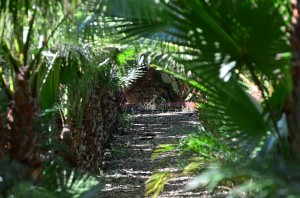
39, 58, 60, 110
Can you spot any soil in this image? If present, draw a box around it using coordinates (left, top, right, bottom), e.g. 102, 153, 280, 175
101, 109, 229, 198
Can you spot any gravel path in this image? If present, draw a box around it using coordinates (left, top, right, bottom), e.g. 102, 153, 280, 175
101, 110, 228, 198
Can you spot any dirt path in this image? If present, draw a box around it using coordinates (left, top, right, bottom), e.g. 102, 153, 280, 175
101, 110, 227, 198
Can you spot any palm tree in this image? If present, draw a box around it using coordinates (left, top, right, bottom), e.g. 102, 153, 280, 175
0, 0, 79, 174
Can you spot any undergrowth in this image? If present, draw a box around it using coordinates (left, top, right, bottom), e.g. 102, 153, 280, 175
146, 130, 237, 197
0, 107, 103, 198
0, 157, 103, 198
146, 128, 300, 198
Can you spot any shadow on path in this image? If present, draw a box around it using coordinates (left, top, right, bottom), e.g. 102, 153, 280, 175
101, 110, 226, 198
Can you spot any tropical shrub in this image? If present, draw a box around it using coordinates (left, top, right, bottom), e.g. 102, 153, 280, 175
0, 157, 103, 198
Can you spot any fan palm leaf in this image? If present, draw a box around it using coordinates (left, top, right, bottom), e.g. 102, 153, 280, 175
90, 0, 292, 154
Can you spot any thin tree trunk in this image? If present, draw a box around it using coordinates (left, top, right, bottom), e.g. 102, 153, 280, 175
287, 0, 300, 154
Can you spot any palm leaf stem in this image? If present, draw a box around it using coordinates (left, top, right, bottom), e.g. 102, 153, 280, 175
0, 10, 7, 45
30, 16, 67, 78
0, 74, 11, 99
23, 10, 36, 66
1, 41, 21, 73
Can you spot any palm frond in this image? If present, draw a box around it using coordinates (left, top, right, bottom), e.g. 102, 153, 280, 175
185, 158, 300, 197
92, 0, 292, 153
41, 160, 103, 198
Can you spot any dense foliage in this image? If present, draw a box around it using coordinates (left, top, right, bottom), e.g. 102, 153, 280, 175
95, 0, 300, 197
1, 0, 300, 197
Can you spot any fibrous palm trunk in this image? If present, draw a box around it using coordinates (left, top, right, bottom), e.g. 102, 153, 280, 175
0, 113, 4, 158
72, 84, 124, 173
287, 0, 300, 154
6, 66, 40, 173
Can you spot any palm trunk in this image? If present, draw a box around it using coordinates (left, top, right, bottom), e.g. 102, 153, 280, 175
0, 113, 4, 158
287, 0, 300, 154
7, 66, 40, 172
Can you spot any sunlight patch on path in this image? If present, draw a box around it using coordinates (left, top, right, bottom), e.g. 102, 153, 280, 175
101, 111, 203, 198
